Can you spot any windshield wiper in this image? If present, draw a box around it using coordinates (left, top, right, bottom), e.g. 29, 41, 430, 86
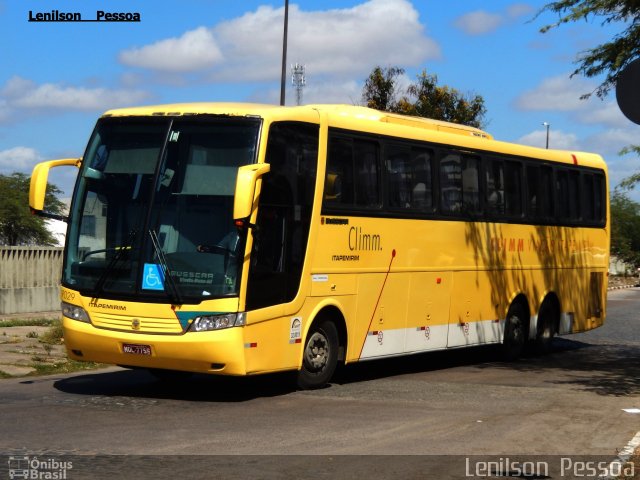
92, 229, 137, 299
148, 229, 183, 305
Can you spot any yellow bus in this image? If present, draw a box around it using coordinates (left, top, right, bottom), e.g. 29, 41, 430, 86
29, 103, 609, 388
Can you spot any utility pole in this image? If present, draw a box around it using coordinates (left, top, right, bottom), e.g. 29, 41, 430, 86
291, 63, 305, 106
279, 0, 289, 106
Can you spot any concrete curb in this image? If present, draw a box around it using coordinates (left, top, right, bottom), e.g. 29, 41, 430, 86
607, 284, 640, 291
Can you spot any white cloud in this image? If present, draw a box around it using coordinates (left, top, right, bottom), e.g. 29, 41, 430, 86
0, 146, 42, 174
118, 0, 440, 82
0, 76, 150, 120
514, 74, 593, 112
608, 154, 640, 193
454, 11, 503, 36
5, 77, 149, 110
584, 127, 640, 156
580, 101, 632, 128
453, 4, 534, 36
506, 4, 534, 19
119, 27, 223, 73
517, 129, 580, 150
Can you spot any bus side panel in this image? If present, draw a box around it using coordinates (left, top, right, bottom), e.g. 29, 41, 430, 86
352, 272, 410, 360
447, 270, 504, 348
243, 314, 300, 375
404, 272, 451, 352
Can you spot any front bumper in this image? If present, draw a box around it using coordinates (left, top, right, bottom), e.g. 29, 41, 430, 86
63, 317, 247, 375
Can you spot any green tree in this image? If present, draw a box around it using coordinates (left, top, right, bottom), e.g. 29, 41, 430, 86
362, 66, 405, 112
610, 189, 640, 268
361, 66, 487, 129
0, 172, 66, 246
538, 0, 640, 99
538, 1, 640, 190
397, 71, 487, 129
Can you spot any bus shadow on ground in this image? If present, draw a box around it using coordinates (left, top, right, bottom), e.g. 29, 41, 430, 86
51, 338, 637, 401
52, 367, 300, 402
473, 338, 640, 397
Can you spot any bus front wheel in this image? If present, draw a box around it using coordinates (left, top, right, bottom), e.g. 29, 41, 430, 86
297, 319, 338, 390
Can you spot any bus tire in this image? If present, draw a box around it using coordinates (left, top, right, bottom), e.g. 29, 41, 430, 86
297, 319, 339, 390
534, 298, 558, 354
502, 302, 527, 361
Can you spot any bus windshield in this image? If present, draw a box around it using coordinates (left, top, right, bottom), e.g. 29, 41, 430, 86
64, 116, 261, 303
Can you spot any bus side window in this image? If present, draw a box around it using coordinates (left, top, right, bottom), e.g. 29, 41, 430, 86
504, 161, 523, 216
526, 165, 539, 218
325, 138, 353, 205
539, 166, 554, 220
386, 145, 411, 209
324, 134, 380, 209
411, 148, 434, 211
582, 172, 605, 223
486, 160, 505, 215
462, 156, 481, 214
440, 153, 462, 213
354, 140, 380, 207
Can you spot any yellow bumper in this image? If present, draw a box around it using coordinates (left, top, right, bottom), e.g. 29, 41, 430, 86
63, 317, 247, 375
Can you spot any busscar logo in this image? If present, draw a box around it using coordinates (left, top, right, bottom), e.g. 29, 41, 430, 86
321, 217, 348, 225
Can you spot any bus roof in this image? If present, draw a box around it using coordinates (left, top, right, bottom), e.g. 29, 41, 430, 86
101, 103, 606, 170
102, 102, 490, 136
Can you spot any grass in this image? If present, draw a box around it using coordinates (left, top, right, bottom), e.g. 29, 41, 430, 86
30, 360, 104, 376
0, 316, 106, 378
39, 319, 64, 345
0, 318, 57, 328
0, 336, 22, 345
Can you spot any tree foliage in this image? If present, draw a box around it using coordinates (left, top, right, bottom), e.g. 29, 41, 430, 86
362, 66, 406, 112
362, 66, 487, 129
538, 0, 640, 99
539, 2, 640, 189
610, 189, 640, 268
0, 173, 66, 246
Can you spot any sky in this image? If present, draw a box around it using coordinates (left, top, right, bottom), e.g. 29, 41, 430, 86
2, 0, 640, 203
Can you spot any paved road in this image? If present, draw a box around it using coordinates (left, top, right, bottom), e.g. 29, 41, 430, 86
0, 288, 639, 479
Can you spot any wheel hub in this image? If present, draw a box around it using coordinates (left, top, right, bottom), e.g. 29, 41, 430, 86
304, 332, 329, 371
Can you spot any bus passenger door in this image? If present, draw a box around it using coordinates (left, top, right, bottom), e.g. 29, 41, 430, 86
404, 272, 451, 353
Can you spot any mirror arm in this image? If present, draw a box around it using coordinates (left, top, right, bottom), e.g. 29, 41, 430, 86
31, 209, 69, 222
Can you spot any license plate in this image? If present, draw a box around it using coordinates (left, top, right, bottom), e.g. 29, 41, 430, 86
122, 343, 152, 355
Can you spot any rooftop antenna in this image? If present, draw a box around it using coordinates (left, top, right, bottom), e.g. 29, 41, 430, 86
291, 63, 306, 106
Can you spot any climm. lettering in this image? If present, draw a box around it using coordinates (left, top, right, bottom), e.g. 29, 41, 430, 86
348, 227, 382, 251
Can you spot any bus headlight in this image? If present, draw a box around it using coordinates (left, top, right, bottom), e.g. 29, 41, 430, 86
190, 312, 246, 332
61, 302, 91, 323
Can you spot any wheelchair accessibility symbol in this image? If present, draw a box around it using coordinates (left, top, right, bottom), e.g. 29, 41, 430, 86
142, 263, 165, 290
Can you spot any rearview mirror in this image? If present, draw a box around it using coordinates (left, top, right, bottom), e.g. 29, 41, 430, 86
233, 163, 271, 221
30, 158, 81, 221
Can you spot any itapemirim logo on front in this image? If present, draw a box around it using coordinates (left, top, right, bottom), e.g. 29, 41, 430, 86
8, 456, 72, 480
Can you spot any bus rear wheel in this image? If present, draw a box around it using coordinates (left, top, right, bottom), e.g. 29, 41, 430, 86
534, 299, 558, 354
502, 302, 527, 361
297, 319, 338, 390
